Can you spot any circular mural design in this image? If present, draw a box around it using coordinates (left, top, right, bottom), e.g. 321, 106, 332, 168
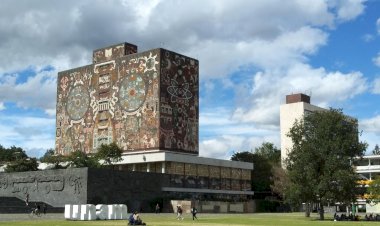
119, 74, 147, 112
66, 85, 90, 120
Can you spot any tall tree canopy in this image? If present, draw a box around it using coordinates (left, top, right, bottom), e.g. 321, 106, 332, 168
285, 108, 367, 220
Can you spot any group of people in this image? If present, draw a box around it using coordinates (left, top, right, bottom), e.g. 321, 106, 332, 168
333, 213, 360, 221
128, 205, 198, 225
177, 205, 198, 220
128, 211, 146, 225
334, 213, 380, 221
364, 213, 380, 221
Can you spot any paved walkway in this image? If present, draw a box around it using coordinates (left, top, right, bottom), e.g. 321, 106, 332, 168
0, 213, 64, 221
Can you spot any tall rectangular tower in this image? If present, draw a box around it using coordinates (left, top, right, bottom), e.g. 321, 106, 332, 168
280, 93, 324, 167
55, 43, 199, 155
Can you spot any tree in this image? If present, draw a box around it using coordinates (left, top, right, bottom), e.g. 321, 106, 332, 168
255, 142, 281, 165
67, 150, 99, 168
95, 142, 123, 167
285, 108, 367, 220
373, 144, 380, 155
5, 157, 39, 172
270, 166, 289, 200
232, 151, 271, 192
40, 149, 68, 169
0, 145, 28, 163
367, 176, 380, 204
231, 142, 281, 194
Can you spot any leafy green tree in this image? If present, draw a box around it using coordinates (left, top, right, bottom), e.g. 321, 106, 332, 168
0, 145, 28, 162
285, 108, 367, 220
95, 142, 123, 168
270, 166, 289, 199
5, 157, 39, 172
373, 144, 380, 155
255, 142, 281, 165
67, 150, 99, 168
367, 176, 380, 204
40, 149, 68, 169
231, 142, 280, 193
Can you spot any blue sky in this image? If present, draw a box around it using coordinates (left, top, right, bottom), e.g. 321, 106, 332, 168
0, 0, 379, 159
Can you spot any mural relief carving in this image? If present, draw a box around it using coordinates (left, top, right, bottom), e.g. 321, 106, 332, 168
0, 174, 84, 195
56, 44, 198, 155
69, 175, 83, 194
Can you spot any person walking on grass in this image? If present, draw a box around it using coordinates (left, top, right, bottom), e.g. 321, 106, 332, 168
176, 205, 184, 220
191, 206, 198, 220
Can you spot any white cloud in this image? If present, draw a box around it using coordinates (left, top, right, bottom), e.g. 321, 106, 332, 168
372, 78, 380, 94
188, 26, 328, 78
0, 102, 5, 111
361, 115, 380, 134
362, 34, 374, 42
199, 134, 281, 159
329, 0, 366, 22
0, 0, 369, 158
0, 69, 57, 115
373, 53, 380, 67
200, 135, 245, 159
0, 115, 55, 157
231, 63, 367, 126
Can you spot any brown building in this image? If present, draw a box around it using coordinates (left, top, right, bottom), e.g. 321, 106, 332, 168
55, 42, 253, 207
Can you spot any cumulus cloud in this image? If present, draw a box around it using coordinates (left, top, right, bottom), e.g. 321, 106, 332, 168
0, 102, 5, 111
329, 0, 366, 22
0, 68, 57, 115
373, 53, 380, 67
361, 115, 380, 134
372, 78, 380, 94
231, 63, 367, 126
0, 115, 55, 157
200, 134, 281, 159
0, 0, 369, 157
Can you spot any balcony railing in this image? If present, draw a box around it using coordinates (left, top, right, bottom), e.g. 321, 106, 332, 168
356, 165, 380, 172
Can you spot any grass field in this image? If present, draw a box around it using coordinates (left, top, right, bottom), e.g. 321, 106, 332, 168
0, 212, 377, 226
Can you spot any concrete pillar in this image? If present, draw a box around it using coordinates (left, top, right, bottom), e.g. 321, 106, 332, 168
162, 162, 166, 174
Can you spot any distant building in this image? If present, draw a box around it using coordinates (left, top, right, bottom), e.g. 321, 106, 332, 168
355, 155, 380, 212
280, 93, 325, 167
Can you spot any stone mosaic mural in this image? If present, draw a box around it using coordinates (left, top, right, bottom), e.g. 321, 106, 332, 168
56, 43, 198, 155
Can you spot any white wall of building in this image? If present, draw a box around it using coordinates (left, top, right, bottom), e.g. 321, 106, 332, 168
280, 101, 325, 167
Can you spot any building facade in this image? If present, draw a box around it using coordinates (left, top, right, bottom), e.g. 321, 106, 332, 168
54, 42, 253, 205
56, 42, 199, 155
279, 93, 324, 166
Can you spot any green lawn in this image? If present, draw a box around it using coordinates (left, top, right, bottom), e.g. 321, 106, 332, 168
0, 213, 377, 226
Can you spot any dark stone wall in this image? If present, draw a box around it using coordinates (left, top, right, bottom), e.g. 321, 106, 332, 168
0, 168, 87, 207
0, 168, 169, 210
87, 168, 170, 212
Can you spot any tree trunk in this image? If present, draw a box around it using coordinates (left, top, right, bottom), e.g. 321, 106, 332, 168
305, 203, 310, 217
319, 205, 324, 220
